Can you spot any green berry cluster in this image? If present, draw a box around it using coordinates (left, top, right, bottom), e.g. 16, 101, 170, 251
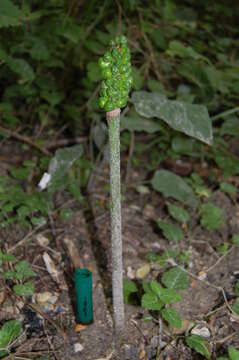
98, 35, 133, 112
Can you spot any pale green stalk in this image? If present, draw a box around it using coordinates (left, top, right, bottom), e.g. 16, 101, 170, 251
107, 108, 124, 334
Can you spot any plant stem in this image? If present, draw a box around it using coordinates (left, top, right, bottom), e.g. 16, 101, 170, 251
107, 108, 124, 335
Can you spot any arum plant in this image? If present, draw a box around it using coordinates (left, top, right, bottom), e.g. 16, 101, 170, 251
98, 35, 133, 335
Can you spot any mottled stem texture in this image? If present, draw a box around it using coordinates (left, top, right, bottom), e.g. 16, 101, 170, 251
107, 108, 124, 335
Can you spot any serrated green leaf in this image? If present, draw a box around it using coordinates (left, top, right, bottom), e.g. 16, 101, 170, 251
0, 320, 21, 349
152, 170, 197, 207
157, 288, 182, 304
132, 91, 213, 145
13, 282, 35, 297
167, 203, 190, 223
228, 346, 239, 360
157, 220, 183, 242
141, 293, 163, 310
200, 203, 224, 230
186, 335, 210, 359
0, 250, 15, 263
161, 308, 182, 328
150, 280, 164, 297
14, 260, 36, 281
162, 267, 189, 290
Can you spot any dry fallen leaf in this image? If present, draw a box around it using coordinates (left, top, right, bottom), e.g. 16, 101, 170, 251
42, 252, 68, 290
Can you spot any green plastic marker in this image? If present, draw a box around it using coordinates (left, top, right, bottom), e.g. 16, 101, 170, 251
74, 268, 93, 324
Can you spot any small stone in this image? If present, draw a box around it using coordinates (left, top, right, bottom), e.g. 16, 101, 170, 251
143, 204, 155, 219
36, 234, 50, 247
136, 185, 150, 194
0, 291, 5, 304
136, 264, 150, 279
127, 266, 135, 279
36, 292, 58, 304
74, 342, 84, 353
191, 325, 210, 339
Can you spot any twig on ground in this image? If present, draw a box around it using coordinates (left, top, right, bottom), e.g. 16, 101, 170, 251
156, 317, 162, 360
28, 303, 68, 342
167, 259, 239, 322
0, 125, 50, 156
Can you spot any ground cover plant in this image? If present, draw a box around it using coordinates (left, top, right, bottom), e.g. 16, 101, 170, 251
0, 0, 239, 359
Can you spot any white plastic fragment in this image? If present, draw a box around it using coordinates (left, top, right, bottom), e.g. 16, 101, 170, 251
38, 172, 51, 190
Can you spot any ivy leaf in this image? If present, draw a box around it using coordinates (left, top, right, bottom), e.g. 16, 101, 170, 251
157, 220, 183, 242
161, 308, 182, 328
141, 293, 163, 310
0, 320, 21, 353
152, 170, 197, 207
162, 267, 189, 290
14, 261, 36, 281
13, 282, 35, 297
167, 203, 190, 223
186, 335, 210, 359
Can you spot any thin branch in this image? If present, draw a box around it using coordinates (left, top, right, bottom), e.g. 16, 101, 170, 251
0, 125, 50, 156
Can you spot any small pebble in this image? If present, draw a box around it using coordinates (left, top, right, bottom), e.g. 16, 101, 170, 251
191, 325, 210, 339
136, 264, 150, 279
74, 342, 84, 353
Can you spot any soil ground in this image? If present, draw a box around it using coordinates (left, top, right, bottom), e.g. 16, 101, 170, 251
0, 140, 239, 359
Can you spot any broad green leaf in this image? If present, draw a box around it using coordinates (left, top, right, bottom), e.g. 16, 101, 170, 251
14, 260, 36, 281
141, 293, 163, 310
10, 167, 30, 180
8, 59, 35, 82
232, 299, 239, 315
13, 282, 35, 297
219, 182, 237, 195
214, 155, 239, 177
171, 136, 199, 156
162, 267, 189, 290
157, 220, 183, 242
0, 0, 21, 28
199, 203, 224, 230
0, 320, 21, 349
121, 116, 163, 133
152, 170, 197, 207
123, 279, 138, 303
48, 145, 83, 193
228, 346, 239, 360
142, 281, 155, 295
167, 204, 190, 223
186, 335, 210, 359
232, 234, 239, 246
60, 208, 74, 220
161, 308, 182, 328
131, 91, 213, 145
167, 40, 210, 64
